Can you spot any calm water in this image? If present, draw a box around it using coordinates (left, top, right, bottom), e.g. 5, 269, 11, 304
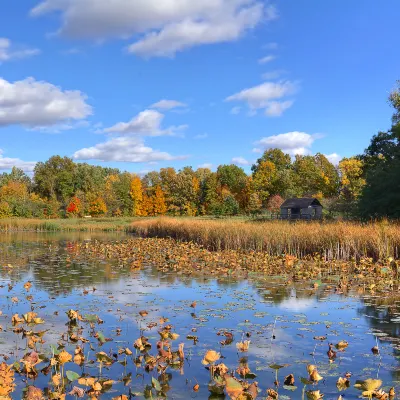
0, 232, 399, 399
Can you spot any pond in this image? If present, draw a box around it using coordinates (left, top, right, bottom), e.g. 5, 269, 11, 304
0, 233, 399, 399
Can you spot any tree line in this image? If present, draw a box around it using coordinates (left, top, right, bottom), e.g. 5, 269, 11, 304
0, 82, 399, 219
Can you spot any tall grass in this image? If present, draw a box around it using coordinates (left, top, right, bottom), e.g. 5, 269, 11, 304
129, 217, 400, 261
0, 217, 141, 232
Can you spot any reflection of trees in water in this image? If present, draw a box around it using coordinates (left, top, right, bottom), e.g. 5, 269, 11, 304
251, 279, 327, 305
357, 292, 400, 381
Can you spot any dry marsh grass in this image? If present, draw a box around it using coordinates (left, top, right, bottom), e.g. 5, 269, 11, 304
129, 217, 400, 261
0, 217, 140, 232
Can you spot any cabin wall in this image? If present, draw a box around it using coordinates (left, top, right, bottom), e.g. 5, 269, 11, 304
315, 206, 323, 218
301, 207, 312, 216
280, 208, 289, 218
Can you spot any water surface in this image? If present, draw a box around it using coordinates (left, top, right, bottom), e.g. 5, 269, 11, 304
0, 233, 399, 399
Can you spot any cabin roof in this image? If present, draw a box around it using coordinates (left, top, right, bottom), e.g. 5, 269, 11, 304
280, 197, 323, 209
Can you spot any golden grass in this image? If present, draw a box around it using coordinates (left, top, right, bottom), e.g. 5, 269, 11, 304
0, 217, 141, 232
129, 217, 400, 261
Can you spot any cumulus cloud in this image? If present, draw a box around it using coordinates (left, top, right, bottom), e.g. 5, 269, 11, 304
325, 153, 341, 165
232, 156, 251, 166
198, 163, 213, 169
255, 131, 315, 156
31, 0, 277, 57
258, 55, 275, 64
150, 99, 187, 110
76, 107, 189, 164
0, 77, 92, 127
226, 80, 297, 117
0, 38, 40, 62
73, 136, 186, 163
103, 109, 187, 136
264, 100, 293, 117
0, 149, 36, 172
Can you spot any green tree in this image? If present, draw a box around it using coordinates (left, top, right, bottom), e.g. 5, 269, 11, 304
34, 156, 76, 204
0, 167, 32, 188
358, 82, 400, 218
251, 149, 295, 198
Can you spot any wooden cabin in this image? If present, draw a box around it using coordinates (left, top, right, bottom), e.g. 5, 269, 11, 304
280, 198, 323, 220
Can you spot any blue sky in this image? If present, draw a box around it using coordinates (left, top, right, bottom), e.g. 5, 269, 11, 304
0, 0, 399, 174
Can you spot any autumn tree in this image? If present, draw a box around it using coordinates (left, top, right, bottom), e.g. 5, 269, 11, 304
247, 192, 262, 216
266, 194, 284, 214
0, 167, 31, 188
130, 175, 144, 216
203, 172, 222, 214
252, 149, 295, 198
89, 197, 107, 217
142, 193, 154, 216
142, 171, 162, 197
153, 186, 167, 215
66, 196, 82, 217
252, 160, 277, 202
292, 154, 339, 198
339, 158, 366, 202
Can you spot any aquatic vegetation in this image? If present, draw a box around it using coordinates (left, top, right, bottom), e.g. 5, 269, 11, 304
66, 236, 400, 293
129, 217, 400, 261
0, 233, 400, 398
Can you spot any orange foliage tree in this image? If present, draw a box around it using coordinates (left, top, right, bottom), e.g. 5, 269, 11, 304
141, 193, 154, 216
89, 197, 107, 217
152, 186, 167, 216
66, 196, 82, 217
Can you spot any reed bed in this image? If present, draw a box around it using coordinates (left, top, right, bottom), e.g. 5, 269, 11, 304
129, 217, 400, 261
0, 217, 140, 232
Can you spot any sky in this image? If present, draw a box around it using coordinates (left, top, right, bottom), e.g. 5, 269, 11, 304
0, 0, 399, 175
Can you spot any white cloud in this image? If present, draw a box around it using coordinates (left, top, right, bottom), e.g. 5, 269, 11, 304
0, 149, 36, 172
279, 297, 316, 312
230, 106, 241, 115
31, 0, 277, 57
150, 99, 187, 110
232, 156, 251, 166
325, 153, 341, 165
0, 77, 92, 127
261, 69, 286, 80
258, 55, 275, 64
264, 100, 293, 117
0, 38, 40, 62
255, 132, 315, 156
103, 109, 187, 136
73, 136, 186, 163
198, 163, 213, 169
226, 80, 297, 117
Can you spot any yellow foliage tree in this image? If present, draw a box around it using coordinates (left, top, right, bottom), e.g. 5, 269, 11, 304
0, 181, 28, 201
130, 175, 144, 216
252, 161, 277, 201
152, 186, 167, 216
339, 158, 366, 201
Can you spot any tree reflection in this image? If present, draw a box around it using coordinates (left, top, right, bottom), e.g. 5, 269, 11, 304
357, 290, 400, 381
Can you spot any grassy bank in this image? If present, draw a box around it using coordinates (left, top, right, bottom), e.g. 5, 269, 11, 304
129, 217, 400, 261
0, 217, 141, 232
